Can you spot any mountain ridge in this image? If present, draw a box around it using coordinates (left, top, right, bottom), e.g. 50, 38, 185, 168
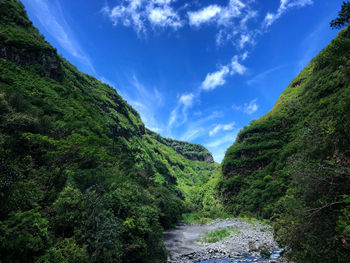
220, 25, 350, 262
0, 1, 216, 262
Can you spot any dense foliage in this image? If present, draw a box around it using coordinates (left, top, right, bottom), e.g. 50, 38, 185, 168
4, 1, 350, 262
147, 130, 214, 163
220, 15, 350, 263
330, 1, 350, 29
0, 1, 217, 262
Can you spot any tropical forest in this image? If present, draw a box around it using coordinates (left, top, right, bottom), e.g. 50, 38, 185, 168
0, 0, 349, 263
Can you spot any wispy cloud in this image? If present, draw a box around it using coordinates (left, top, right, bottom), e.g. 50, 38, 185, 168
119, 74, 164, 133
297, 14, 334, 70
263, 0, 313, 28
246, 64, 287, 85
180, 111, 223, 141
98, 0, 314, 162
102, 0, 183, 36
205, 131, 239, 162
232, 98, 259, 115
201, 66, 230, 91
239, 33, 253, 49
23, 0, 95, 74
188, 0, 246, 27
102, 0, 256, 50
209, 122, 235, 136
188, 5, 222, 26
167, 92, 196, 133
179, 93, 194, 107
201, 56, 246, 91
243, 99, 258, 114
231, 55, 247, 75
148, 7, 182, 28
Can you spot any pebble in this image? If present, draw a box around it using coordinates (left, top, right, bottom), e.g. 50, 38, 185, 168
164, 218, 289, 263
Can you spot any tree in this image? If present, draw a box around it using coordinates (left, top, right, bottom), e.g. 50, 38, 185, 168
0, 210, 49, 262
330, 1, 350, 29
51, 185, 83, 237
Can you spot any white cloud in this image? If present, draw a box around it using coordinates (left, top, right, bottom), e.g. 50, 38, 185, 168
167, 92, 196, 132
264, 12, 277, 28
102, 0, 183, 36
205, 131, 239, 162
179, 111, 223, 141
118, 74, 164, 133
201, 66, 230, 91
232, 98, 258, 114
246, 64, 286, 85
209, 122, 235, 136
263, 0, 313, 28
179, 93, 194, 107
201, 56, 246, 91
102, 0, 312, 52
240, 10, 258, 29
217, 0, 245, 26
188, 0, 246, 28
239, 34, 250, 49
206, 132, 236, 148
241, 51, 249, 61
223, 123, 235, 130
243, 99, 258, 114
147, 5, 183, 28
215, 29, 238, 46
102, 0, 255, 47
23, 0, 95, 74
167, 107, 178, 131
231, 55, 247, 75
188, 5, 221, 26
180, 127, 206, 141
188, 0, 250, 47
194, 0, 257, 48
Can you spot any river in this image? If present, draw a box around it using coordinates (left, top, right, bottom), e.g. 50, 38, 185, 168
163, 218, 286, 263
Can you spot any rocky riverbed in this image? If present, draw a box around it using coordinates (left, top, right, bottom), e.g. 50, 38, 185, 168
163, 218, 289, 263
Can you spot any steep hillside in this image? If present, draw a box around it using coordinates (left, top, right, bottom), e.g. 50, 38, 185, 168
220, 26, 350, 261
147, 129, 214, 163
0, 1, 215, 262
145, 129, 217, 212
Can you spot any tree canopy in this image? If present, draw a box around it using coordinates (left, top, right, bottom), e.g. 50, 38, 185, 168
330, 1, 350, 29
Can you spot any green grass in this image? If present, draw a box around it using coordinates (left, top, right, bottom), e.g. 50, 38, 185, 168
238, 216, 270, 226
197, 228, 241, 243
182, 211, 235, 225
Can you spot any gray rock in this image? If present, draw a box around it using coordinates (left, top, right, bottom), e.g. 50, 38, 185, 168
164, 218, 287, 263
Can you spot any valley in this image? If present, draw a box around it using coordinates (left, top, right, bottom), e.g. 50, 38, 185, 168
0, 1, 349, 263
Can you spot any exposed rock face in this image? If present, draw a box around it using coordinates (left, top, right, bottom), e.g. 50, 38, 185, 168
0, 45, 62, 81
204, 153, 214, 163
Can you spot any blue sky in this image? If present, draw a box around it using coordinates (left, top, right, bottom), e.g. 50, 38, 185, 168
22, 0, 343, 162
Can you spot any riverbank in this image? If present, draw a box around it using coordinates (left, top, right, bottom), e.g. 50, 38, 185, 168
163, 218, 289, 263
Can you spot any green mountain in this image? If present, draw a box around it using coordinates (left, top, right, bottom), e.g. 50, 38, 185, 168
0, 1, 216, 262
220, 25, 350, 262
147, 129, 214, 163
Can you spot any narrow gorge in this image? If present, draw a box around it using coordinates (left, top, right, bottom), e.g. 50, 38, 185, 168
0, 1, 349, 263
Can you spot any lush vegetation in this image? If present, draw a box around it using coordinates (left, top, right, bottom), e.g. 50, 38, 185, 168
220, 8, 350, 263
197, 228, 241, 243
0, 1, 218, 262
330, 1, 350, 29
147, 129, 214, 163
2, 1, 350, 262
